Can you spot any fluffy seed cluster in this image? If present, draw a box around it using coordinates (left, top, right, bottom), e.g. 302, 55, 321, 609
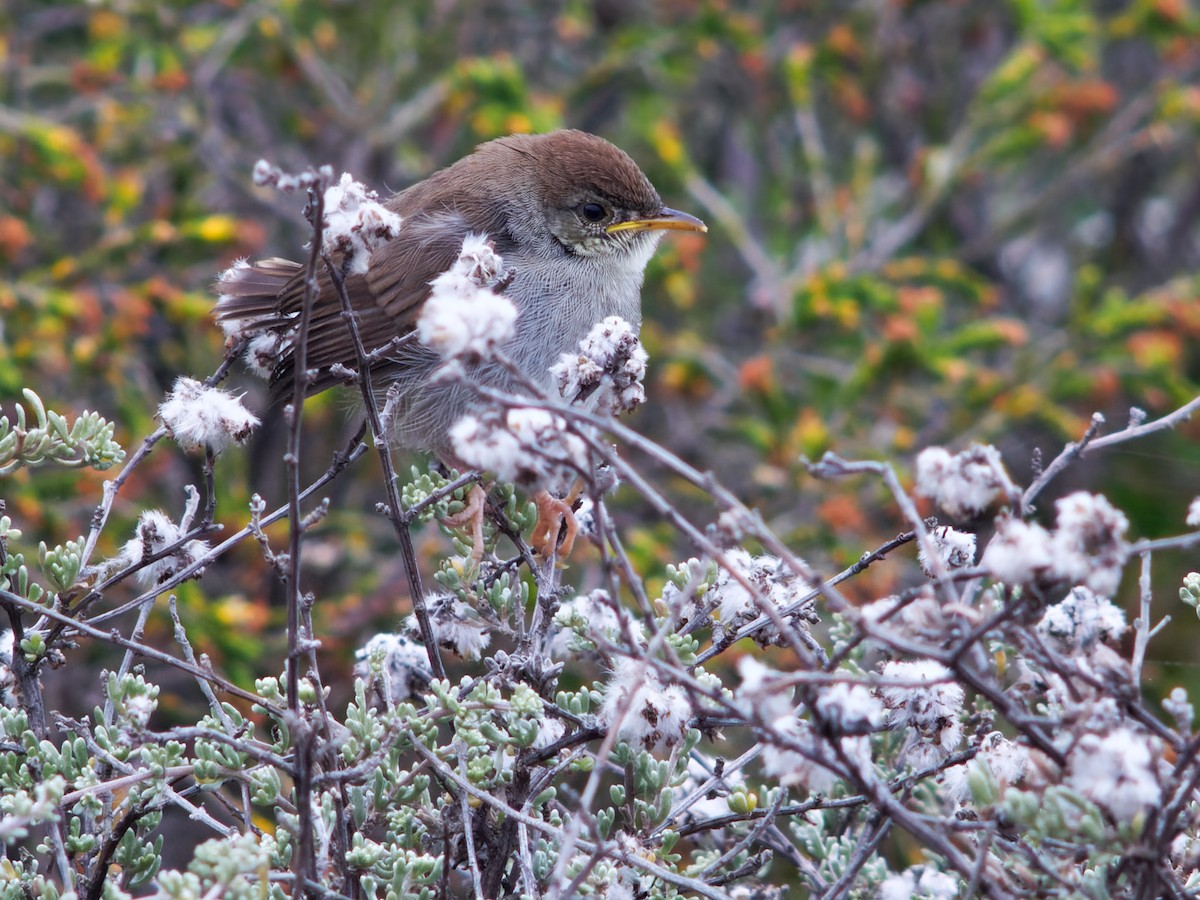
879, 660, 964, 768
1049, 491, 1129, 597
354, 632, 433, 704
814, 681, 886, 732
878, 866, 960, 900
550, 316, 648, 416
707, 550, 816, 646
943, 731, 1029, 803
1037, 585, 1126, 653
1188, 497, 1200, 528
980, 516, 1053, 587
117, 509, 209, 588
1067, 727, 1162, 823
417, 234, 517, 361
406, 593, 491, 660
450, 407, 587, 494
320, 172, 404, 276
737, 658, 874, 792
917, 525, 977, 577
548, 589, 645, 658
252, 159, 332, 193
915, 444, 1014, 519
159, 377, 259, 454
601, 658, 692, 754
982, 492, 1129, 595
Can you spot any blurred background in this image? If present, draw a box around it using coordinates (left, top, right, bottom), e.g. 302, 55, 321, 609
3, 0, 1200, 745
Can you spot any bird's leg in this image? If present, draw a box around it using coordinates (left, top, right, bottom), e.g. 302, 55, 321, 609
530, 481, 584, 559
442, 483, 488, 561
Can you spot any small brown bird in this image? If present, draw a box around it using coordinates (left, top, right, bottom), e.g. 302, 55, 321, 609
216, 129, 706, 553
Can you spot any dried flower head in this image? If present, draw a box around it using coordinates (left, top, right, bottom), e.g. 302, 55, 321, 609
450, 407, 588, 494
918, 525, 977, 577
117, 509, 209, 587
319, 172, 404, 275
981, 516, 1053, 587
915, 444, 1014, 519
355, 632, 433, 704
551, 316, 648, 416
708, 550, 817, 647
158, 377, 259, 454
1048, 492, 1129, 597
406, 594, 491, 660
1067, 728, 1162, 823
879, 660, 964, 767
1037, 586, 1126, 653
417, 234, 516, 361
601, 658, 692, 754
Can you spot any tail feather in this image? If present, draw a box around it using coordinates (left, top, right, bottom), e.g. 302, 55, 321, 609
213, 257, 407, 402
214, 257, 304, 325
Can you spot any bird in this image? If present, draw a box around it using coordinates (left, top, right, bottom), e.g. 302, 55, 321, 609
215, 129, 707, 555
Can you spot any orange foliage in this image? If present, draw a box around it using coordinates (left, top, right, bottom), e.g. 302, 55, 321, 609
0, 216, 31, 260
818, 493, 867, 534
1127, 330, 1183, 369
738, 355, 775, 394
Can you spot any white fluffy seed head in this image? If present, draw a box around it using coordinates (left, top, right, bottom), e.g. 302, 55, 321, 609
601, 658, 692, 754
118, 509, 209, 587
815, 682, 885, 731
915, 444, 1012, 519
707, 550, 815, 646
1048, 492, 1129, 597
550, 316, 648, 416
1037, 585, 1126, 652
354, 632, 432, 704
918, 526, 977, 576
158, 377, 259, 454
450, 407, 587, 494
320, 173, 404, 276
1067, 728, 1161, 823
879, 660, 964, 765
981, 516, 1054, 587
417, 234, 516, 361
406, 594, 491, 660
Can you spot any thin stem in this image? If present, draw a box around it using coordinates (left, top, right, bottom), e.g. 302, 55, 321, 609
321, 253, 445, 680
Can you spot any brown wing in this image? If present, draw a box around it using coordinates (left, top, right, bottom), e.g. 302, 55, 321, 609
366, 210, 476, 326
214, 211, 479, 402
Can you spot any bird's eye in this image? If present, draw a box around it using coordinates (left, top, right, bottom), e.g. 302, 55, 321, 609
580, 202, 607, 223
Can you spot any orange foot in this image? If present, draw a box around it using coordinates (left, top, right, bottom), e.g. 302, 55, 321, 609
530, 490, 581, 560
442, 483, 488, 561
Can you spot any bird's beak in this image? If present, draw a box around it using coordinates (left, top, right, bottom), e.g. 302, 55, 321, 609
606, 207, 708, 235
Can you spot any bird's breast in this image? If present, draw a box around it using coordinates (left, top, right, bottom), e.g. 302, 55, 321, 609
500, 252, 646, 384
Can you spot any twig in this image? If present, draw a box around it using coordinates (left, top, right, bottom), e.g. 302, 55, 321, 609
0, 586, 281, 712
1021, 412, 1107, 515
406, 735, 733, 900
1132, 552, 1155, 682
281, 172, 332, 895
1023, 396, 1200, 514
84, 428, 368, 628
321, 252, 445, 680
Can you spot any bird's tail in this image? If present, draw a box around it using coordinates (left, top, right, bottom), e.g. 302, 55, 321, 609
212, 256, 404, 401
213, 257, 304, 335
